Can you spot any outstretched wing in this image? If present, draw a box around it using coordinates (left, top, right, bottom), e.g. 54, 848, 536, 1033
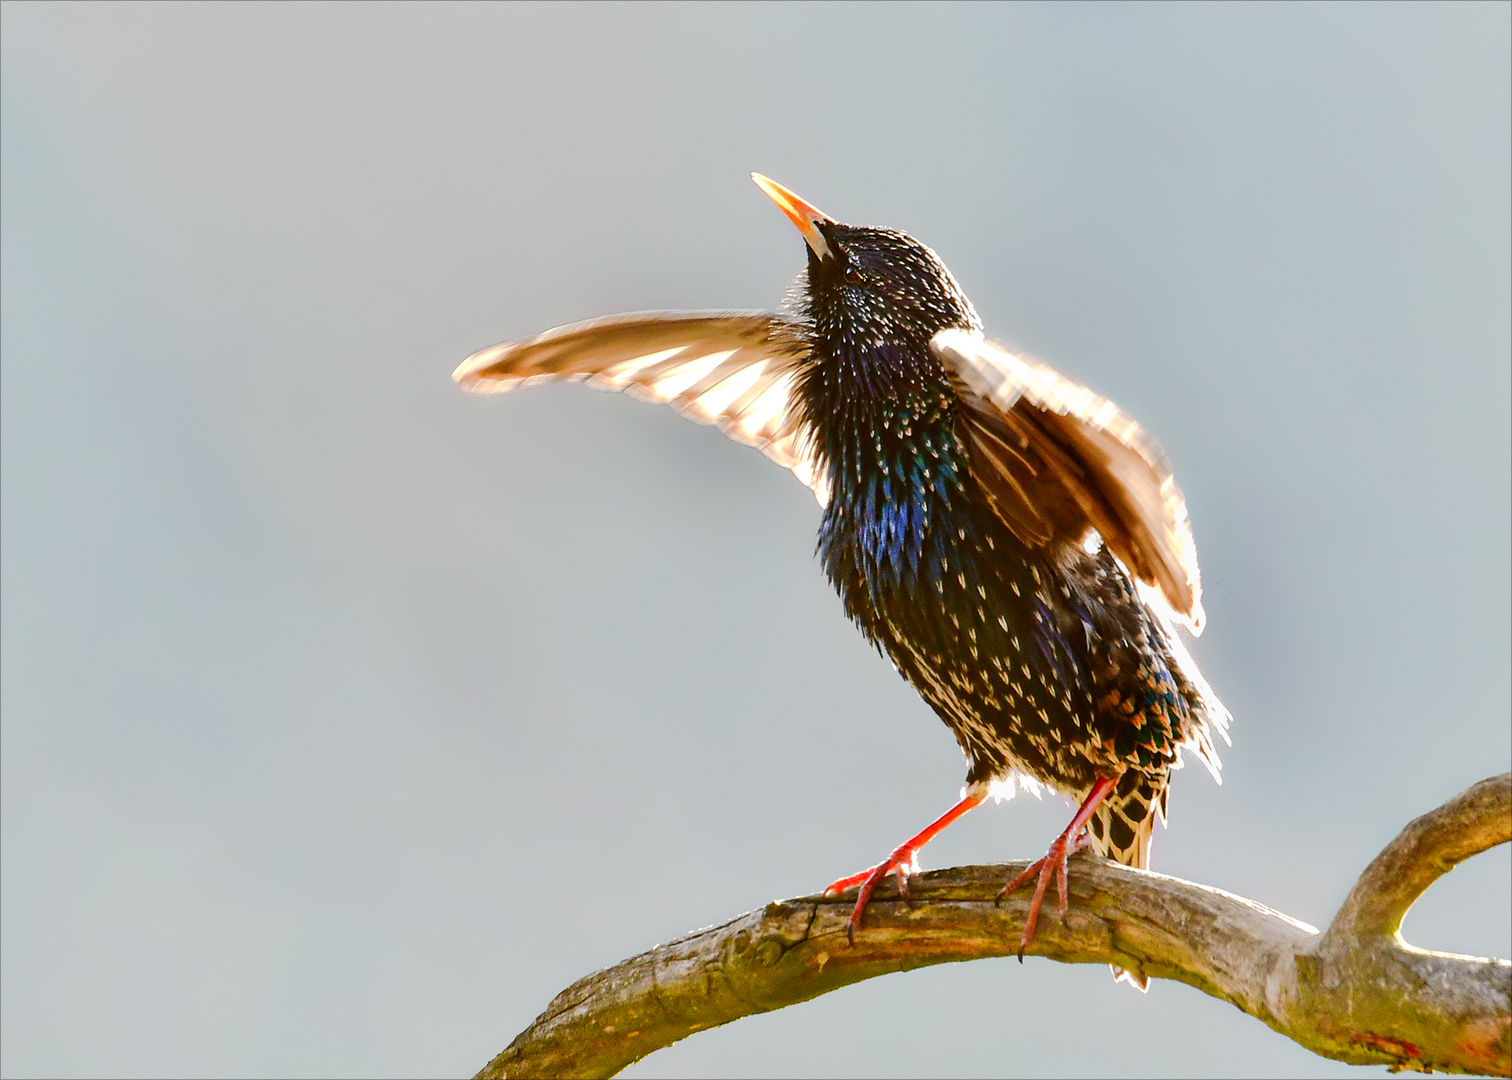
932, 328, 1204, 631
454, 311, 826, 501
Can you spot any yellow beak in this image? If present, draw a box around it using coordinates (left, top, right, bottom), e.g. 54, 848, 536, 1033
752, 173, 836, 261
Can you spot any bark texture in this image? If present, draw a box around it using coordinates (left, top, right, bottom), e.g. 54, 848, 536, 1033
481, 774, 1511, 1079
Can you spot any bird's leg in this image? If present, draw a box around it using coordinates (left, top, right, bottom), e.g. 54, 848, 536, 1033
997, 774, 1119, 959
825, 789, 986, 945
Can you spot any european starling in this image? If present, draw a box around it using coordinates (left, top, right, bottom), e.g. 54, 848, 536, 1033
455, 175, 1229, 982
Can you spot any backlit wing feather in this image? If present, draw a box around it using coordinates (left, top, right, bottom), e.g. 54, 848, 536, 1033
454, 311, 826, 501
932, 328, 1204, 631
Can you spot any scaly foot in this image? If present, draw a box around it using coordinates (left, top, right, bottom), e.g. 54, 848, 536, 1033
823, 789, 987, 945
825, 846, 921, 946
996, 829, 1093, 956
995, 774, 1120, 958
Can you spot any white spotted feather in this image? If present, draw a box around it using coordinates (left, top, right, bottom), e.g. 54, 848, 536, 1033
931, 328, 1206, 632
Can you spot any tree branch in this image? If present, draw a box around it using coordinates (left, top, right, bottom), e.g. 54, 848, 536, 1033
480, 774, 1511, 1079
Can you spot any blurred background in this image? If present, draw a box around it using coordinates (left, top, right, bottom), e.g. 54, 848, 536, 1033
2, 3, 1507, 1077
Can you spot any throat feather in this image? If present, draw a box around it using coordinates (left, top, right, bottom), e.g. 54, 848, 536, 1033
805, 350, 968, 599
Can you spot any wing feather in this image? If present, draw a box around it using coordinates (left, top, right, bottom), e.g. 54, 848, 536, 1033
454, 311, 825, 502
933, 328, 1204, 631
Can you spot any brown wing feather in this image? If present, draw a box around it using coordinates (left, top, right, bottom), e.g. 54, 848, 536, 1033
454, 311, 826, 500
958, 405, 1076, 548
932, 328, 1204, 631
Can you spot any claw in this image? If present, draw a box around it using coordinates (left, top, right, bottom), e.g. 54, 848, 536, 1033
896, 869, 917, 909
998, 775, 1120, 956
823, 867, 874, 896
824, 789, 986, 944
828, 846, 917, 945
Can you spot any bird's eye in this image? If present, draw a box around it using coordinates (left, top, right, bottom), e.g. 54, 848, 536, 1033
844, 266, 865, 285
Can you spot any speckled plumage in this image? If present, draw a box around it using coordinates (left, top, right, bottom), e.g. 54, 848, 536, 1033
792, 222, 1221, 871
453, 176, 1229, 966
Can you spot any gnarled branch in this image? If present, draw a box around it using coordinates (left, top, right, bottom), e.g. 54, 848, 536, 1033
481, 774, 1511, 1078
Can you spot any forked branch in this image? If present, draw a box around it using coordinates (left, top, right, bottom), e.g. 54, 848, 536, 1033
481, 774, 1511, 1078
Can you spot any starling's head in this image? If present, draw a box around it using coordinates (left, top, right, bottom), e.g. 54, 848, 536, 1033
753, 173, 982, 355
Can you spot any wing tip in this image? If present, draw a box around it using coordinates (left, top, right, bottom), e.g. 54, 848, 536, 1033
1184, 595, 1207, 635
453, 343, 520, 393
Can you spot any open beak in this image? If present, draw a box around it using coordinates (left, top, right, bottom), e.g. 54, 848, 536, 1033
752, 173, 836, 262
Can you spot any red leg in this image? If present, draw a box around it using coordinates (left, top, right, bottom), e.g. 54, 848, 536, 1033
825, 790, 986, 945
997, 775, 1119, 959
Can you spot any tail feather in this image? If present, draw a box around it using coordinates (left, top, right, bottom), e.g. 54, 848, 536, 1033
1086, 771, 1168, 991
1087, 770, 1167, 870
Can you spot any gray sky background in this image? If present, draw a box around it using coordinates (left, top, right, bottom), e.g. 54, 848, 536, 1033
2, 3, 1508, 1078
